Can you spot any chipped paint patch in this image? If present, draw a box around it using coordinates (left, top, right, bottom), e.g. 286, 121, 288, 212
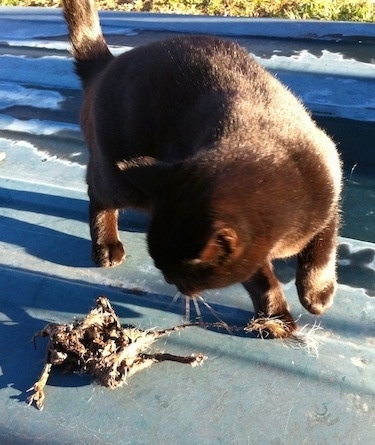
0, 114, 79, 136
0, 82, 64, 110
350, 356, 372, 368
346, 394, 370, 414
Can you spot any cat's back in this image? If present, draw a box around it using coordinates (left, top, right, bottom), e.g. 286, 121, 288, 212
92, 34, 335, 173
93, 35, 266, 160
97, 34, 265, 110
100, 34, 308, 131
112, 35, 258, 83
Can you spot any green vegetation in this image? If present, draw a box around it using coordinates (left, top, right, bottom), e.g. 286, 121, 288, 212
1, 0, 374, 22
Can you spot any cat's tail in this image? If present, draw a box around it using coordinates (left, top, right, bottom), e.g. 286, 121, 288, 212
62, 0, 113, 86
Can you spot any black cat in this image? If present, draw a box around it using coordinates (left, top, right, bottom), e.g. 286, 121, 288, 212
62, 0, 342, 337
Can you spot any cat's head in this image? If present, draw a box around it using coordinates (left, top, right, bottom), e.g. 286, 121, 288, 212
148, 207, 250, 296
118, 157, 259, 295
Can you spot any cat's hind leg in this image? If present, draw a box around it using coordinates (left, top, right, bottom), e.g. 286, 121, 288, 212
296, 213, 339, 315
243, 260, 297, 338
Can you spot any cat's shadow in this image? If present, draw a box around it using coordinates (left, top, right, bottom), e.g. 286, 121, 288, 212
0, 187, 148, 268
336, 243, 375, 296
274, 244, 375, 297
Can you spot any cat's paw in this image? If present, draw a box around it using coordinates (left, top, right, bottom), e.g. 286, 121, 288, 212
92, 241, 125, 267
245, 313, 297, 339
299, 280, 336, 315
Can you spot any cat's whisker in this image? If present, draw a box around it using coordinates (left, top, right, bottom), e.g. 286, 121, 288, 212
195, 295, 220, 320
183, 295, 203, 323
165, 291, 182, 312
171, 291, 182, 305
191, 296, 203, 322
167, 292, 203, 323
185, 295, 191, 322
168, 292, 225, 326
196, 295, 232, 333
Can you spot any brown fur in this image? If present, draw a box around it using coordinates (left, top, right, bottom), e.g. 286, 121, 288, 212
62, 0, 342, 336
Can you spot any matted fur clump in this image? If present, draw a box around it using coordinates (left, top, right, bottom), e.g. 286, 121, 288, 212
27, 296, 205, 410
245, 315, 322, 357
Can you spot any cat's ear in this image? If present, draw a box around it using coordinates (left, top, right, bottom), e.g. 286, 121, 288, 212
199, 226, 242, 265
117, 156, 173, 199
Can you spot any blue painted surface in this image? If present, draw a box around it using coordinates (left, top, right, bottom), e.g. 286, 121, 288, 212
0, 8, 374, 444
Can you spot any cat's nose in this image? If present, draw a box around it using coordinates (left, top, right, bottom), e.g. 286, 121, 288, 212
162, 273, 195, 296
163, 274, 173, 285
176, 283, 196, 297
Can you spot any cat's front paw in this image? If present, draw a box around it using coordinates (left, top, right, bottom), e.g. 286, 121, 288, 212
298, 279, 336, 315
92, 241, 125, 267
245, 313, 297, 339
